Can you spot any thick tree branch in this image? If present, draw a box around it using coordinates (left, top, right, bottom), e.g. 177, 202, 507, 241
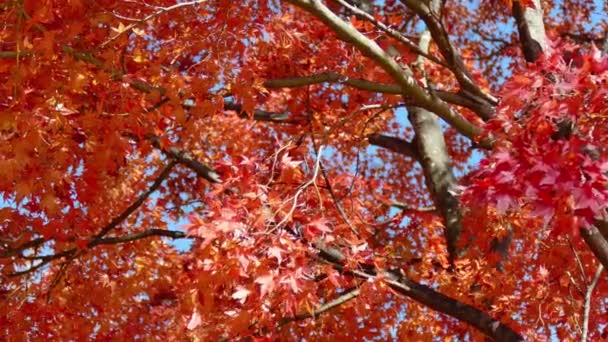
367, 133, 419, 160
285, 0, 487, 145
406, 3, 464, 265
581, 227, 608, 273
266, 72, 494, 119
265, 72, 402, 94
511, 0, 548, 63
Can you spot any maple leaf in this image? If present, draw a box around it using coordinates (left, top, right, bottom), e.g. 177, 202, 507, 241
255, 274, 275, 298
187, 309, 202, 330
267, 246, 283, 264
232, 287, 251, 304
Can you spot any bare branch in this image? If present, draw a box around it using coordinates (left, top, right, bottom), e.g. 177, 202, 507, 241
602, 29, 608, 56
390, 201, 437, 213
223, 101, 298, 123
147, 137, 221, 184
0, 51, 31, 59
266, 72, 493, 119
405, 1, 464, 265
7, 249, 76, 278
582, 264, 603, 342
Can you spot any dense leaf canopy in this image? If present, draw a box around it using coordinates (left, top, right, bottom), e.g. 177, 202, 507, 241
1, 0, 608, 340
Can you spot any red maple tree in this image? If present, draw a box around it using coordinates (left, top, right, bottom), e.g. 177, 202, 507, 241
1, 0, 608, 340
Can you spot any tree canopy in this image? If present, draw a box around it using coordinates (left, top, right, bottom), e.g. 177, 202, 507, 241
1, 0, 608, 340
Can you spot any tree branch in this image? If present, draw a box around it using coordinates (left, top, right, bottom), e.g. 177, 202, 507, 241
367, 133, 419, 160
581, 226, 608, 273
0, 51, 31, 59
223, 101, 298, 123
399, 0, 498, 107
313, 240, 523, 341
511, 0, 548, 63
91, 161, 178, 242
100, 0, 208, 48
91, 229, 192, 246
333, 0, 449, 68
264, 72, 402, 94
266, 72, 494, 119
7, 229, 194, 278
278, 287, 361, 327
0, 237, 46, 258
147, 136, 222, 184
405, 1, 464, 265
390, 201, 436, 213
581, 264, 603, 342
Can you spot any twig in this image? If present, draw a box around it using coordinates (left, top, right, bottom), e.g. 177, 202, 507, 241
334, 0, 448, 68
306, 95, 361, 237
569, 238, 589, 286
390, 201, 436, 212
100, 1, 208, 48
278, 287, 361, 326
271, 145, 325, 231
90, 161, 177, 242
0, 237, 46, 258
148, 137, 221, 184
